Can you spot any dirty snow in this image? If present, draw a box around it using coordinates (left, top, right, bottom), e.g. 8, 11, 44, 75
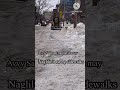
35, 23, 85, 90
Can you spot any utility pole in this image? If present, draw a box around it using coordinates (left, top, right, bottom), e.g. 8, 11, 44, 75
63, 1, 65, 27
74, 0, 77, 28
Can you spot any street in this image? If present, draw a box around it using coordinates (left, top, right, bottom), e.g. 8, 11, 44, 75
35, 23, 85, 90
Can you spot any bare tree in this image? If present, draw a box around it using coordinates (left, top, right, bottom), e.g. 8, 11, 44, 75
35, 0, 53, 14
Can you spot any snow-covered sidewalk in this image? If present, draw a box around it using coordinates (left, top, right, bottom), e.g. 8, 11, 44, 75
35, 22, 85, 90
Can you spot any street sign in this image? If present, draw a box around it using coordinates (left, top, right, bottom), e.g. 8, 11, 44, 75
73, 2, 80, 10
59, 10, 63, 18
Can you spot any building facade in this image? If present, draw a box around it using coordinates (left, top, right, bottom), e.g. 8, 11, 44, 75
60, 0, 85, 23
60, 0, 85, 12
60, 0, 75, 12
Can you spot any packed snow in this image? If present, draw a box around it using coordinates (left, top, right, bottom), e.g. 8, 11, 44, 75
35, 22, 85, 90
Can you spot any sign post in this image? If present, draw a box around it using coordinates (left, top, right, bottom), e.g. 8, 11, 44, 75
73, 2, 80, 28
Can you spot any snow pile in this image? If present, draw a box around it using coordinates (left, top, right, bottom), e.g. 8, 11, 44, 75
65, 22, 85, 38
64, 22, 85, 49
35, 21, 85, 90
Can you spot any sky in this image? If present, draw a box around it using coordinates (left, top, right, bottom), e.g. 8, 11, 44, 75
49, 0, 59, 10
36, 0, 59, 11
